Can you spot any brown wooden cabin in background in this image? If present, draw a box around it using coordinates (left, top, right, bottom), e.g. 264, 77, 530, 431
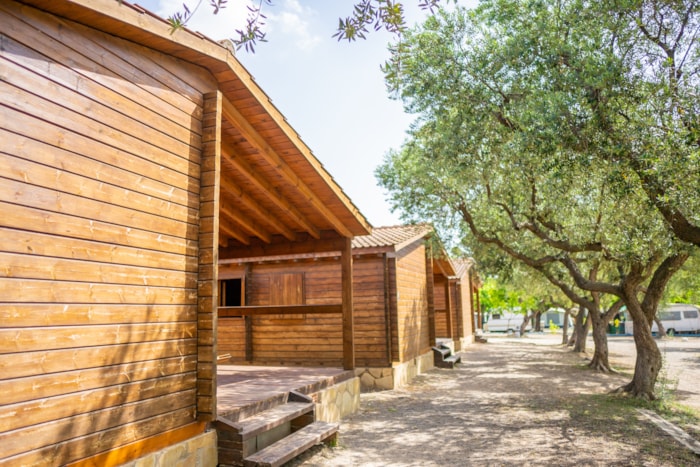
217, 225, 475, 390
351, 225, 445, 390
434, 257, 480, 351
0, 0, 371, 465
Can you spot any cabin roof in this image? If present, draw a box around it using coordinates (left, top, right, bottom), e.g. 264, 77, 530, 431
450, 257, 474, 278
353, 225, 459, 276
352, 224, 433, 252
22, 0, 372, 246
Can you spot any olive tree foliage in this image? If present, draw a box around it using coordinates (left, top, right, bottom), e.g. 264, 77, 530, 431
663, 249, 700, 304
376, 1, 695, 398
159, 0, 451, 51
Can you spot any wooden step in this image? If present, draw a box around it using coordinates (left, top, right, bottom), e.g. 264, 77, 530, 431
243, 421, 339, 467
432, 346, 450, 358
434, 350, 461, 369
234, 401, 315, 440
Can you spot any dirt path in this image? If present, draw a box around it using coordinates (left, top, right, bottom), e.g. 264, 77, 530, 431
607, 335, 700, 412
294, 334, 700, 466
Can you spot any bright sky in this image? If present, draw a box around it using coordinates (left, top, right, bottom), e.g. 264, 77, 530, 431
138, 1, 475, 228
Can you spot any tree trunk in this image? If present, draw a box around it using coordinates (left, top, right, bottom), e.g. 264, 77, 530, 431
518, 312, 532, 336
571, 305, 590, 353
534, 311, 543, 332
613, 254, 687, 399
614, 316, 661, 400
654, 316, 666, 339
588, 311, 614, 373
561, 308, 571, 345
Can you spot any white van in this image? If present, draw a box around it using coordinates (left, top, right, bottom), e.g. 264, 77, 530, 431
651, 304, 700, 335
485, 313, 531, 333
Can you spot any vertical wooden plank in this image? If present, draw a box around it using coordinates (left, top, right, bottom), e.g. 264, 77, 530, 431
474, 280, 482, 331
454, 281, 465, 342
383, 253, 393, 365
425, 247, 436, 347
444, 280, 453, 340
387, 255, 399, 364
197, 90, 221, 422
341, 237, 354, 370
244, 263, 253, 362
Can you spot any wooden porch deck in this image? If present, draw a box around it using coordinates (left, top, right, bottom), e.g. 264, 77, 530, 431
216, 365, 355, 422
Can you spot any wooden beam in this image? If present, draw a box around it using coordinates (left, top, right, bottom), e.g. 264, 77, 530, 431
218, 304, 342, 317
444, 280, 453, 340
220, 198, 272, 243
383, 253, 393, 365
475, 280, 483, 330
219, 251, 338, 264
221, 96, 352, 238
219, 175, 296, 241
454, 280, 465, 341
197, 91, 221, 422
220, 232, 346, 260
426, 248, 436, 348
341, 237, 355, 370
221, 143, 320, 239
219, 216, 250, 246
244, 263, 253, 362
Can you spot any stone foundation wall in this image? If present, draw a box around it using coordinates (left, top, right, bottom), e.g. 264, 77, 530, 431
125, 430, 217, 467
459, 335, 474, 349
355, 350, 435, 391
312, 376, 361, 423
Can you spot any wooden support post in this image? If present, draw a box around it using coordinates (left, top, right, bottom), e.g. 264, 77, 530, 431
244, 263, 253, 362
444, 280, 453, 340
474, 282, 482, 331
425, 246, 436, 347
197, 90, 222, 422
454, 281, 465, 342
341, 237, 354, 370
383, 253, 393, 365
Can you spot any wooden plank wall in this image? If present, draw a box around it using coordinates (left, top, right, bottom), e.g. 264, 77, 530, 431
218, 264, 247, 361
434, 279, 459, 341
451, 282, 463, 343
216, 257, 391, 367
248, 262, 343, 366
353, 257, 391, 367
434, 277, 448, 338
0, 2, 215, 464
394, 243, 431, 363
458, 276, 475, 339
197, 91, 222, 421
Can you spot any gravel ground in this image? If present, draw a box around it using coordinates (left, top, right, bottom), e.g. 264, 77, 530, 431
606, 334, 700, 411
292, 333, 700, 466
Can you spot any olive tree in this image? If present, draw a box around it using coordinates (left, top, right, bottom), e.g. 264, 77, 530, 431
377, 1, 695, 398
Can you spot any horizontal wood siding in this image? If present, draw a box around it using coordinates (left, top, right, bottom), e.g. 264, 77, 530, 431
434, 277, 448, 337
250, 262, 343, 366
353, 257, 390, 367
217, 257, 390, 367
0, 2, 214, 465
450, 282, 460, 340
218, 317, 247, 360
394, 243, 430, 363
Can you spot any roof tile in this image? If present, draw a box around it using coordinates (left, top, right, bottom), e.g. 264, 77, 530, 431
352, 224, 432, 250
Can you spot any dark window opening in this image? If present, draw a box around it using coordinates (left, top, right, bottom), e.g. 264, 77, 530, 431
219, 278, 243, 307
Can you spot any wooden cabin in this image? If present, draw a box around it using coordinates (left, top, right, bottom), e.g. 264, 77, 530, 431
217, 224, 464, 390
0, 0, 371, 465
351, 225, 444, 390
433, 257, 480, 351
